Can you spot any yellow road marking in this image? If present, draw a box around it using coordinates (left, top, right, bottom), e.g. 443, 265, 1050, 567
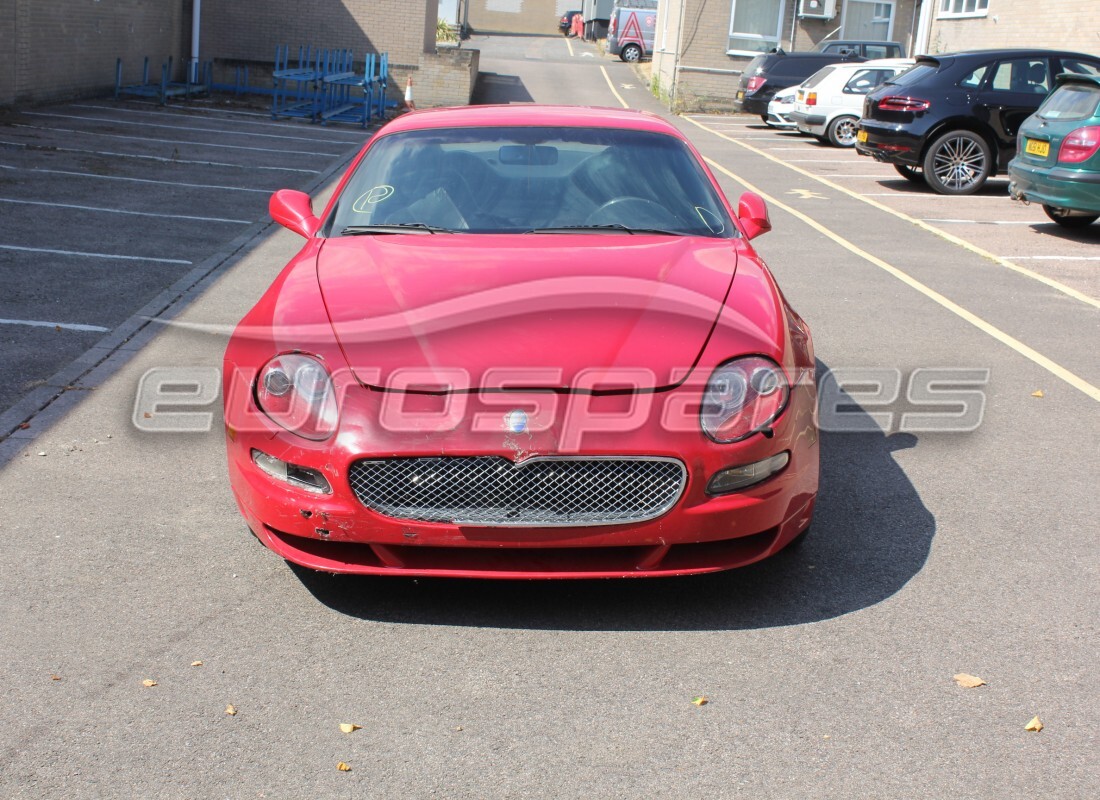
600, 66, 630, 109
702, 155, 1100, 403
683, 115, 1100, 310
788, 188, 827, 200
565, 36, 574, 58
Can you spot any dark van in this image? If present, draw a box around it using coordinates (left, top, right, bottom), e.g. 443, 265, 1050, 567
736, 51, 865, 119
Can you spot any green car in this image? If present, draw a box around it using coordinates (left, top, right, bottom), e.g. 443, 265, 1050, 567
1009, 72, 1100, 228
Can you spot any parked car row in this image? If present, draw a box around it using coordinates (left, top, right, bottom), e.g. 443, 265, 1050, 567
749, 47, 1100, 227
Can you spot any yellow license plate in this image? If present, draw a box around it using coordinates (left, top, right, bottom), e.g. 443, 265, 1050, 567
1025, 138, 1050, 157
737, 90, 744, 100
857, 129, 868, 142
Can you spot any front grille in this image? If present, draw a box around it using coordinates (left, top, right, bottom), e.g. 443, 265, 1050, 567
347, 456, 687, 527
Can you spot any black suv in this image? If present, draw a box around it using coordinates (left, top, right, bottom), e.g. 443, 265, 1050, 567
856, 49, 1100, 194
736, 50, 865, 121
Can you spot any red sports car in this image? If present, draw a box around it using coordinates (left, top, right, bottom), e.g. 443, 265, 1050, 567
223, 105, 818, 579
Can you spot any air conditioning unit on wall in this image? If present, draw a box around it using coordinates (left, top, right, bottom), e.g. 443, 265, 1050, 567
798, 0, 837, 19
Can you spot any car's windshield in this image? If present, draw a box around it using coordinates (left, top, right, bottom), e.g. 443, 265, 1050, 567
326, 126, 733, 237
1038, 82, 1100, 121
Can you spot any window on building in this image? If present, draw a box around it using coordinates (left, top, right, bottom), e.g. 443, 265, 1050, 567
844, 1, 895, 42
727, 0, 789, 55
938, 0, 989, 18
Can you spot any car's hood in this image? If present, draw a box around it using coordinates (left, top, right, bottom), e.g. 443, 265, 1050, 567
316, 235, 738, 392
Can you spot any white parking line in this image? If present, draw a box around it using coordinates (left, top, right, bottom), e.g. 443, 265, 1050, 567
0, 244, 192, 264
0, 317, 109, 333
23, 111, 350, 145
1004, 255, 1100, 261
12, 123, 340, 158
922, 218, 1035, 225
71, 103, 367, 141
859, 192, 1010, 198
0, 163, 273, 194
0, 139, 319, 174
0, 198, 251, 224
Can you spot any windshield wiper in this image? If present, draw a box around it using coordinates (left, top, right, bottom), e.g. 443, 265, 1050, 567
525, 224, 684, 236
341, 223, 457, 235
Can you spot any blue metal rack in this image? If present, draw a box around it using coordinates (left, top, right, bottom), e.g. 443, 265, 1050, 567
114, 56, 208, 104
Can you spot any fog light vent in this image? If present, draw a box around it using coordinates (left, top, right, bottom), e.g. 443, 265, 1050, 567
251, 449, 332, 494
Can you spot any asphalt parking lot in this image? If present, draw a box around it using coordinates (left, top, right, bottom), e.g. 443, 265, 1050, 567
0, 98, 366, 436
681, 116, 1100, 301
1, 32, 1097, 798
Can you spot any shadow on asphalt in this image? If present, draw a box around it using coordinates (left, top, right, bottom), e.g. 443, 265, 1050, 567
471, 72, 535, 104
291, 367, 935, 631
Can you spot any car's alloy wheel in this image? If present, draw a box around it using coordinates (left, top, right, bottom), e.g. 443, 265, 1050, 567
621, 44, 642, 63
1042, 205, 1099, 228
922, 130, 991, 195
827, 115, 859, 147
893, 164, 923, 183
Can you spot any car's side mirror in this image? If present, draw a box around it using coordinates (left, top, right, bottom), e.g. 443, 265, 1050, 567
270, 189, 320, 238
737, 192, 772, 240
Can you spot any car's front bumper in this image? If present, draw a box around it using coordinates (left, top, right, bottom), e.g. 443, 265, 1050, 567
1008, 158, 1100, 214
226, 382, 819, 578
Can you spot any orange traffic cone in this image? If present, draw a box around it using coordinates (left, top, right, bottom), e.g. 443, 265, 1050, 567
404, 75, 416, 111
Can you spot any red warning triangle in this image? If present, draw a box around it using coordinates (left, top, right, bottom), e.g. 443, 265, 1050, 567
620, 11, 643, 43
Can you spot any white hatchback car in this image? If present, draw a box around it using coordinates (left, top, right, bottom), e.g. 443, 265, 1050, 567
790, 58, 915, 146
765, 85, 798, 129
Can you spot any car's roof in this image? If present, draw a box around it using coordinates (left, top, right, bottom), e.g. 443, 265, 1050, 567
918, 48, 1099, 62
377, 105, 681, 137
825, 57, 915, 71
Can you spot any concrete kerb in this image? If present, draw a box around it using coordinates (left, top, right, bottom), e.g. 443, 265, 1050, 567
0, 136, 366, 466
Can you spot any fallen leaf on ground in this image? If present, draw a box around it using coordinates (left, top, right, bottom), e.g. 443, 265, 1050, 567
225, 704, 237, 716
339, 723, 361, 734
454, 726, 464, 732
50, 674, 61, 681
143, 412, 153, 419
336, 762, 351, 772
953, 673, 987, 688
191, 661, 203, 667
142, 679, 158, 687
1025, 716, 1043, 732
18, 423, 30, 430
691, 696, 708, 706
1031, 390, 1044, 398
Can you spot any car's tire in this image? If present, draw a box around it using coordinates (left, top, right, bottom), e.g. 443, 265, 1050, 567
922, 130, 992, 195
813, 134, 829, 145
893, 163, 924, 183
620, 44, 642, 63
1042, 205, 1100, 228
760, 115, 770, 124
826, 115, 859, 147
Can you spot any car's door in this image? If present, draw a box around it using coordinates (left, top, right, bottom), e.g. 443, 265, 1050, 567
976, 56, 1052, 165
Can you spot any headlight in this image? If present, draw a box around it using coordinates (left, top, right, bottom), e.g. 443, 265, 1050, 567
255, 354, 338, 440
700, 357, 789, 443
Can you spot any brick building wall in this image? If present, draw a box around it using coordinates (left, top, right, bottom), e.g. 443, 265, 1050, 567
200, 0, 437, 69
1, 0, 186, 107
466, 0, 569, 35
654, 0, 919, 113
927, 0, 1100, 55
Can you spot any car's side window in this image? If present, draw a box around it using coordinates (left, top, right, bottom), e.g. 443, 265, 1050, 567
843, 69, 890, 95
865, 46, 890, 59
989, 58, 1049, 93
1059, 58, 1100, 77
958, 64, 989, 89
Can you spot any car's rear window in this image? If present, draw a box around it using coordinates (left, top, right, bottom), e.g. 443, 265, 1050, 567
745, 55, 767, 76
326, 126, 734, 237
886, 62, 938, 87
803, 66, 836, 89
1038, 83, 1100, 121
